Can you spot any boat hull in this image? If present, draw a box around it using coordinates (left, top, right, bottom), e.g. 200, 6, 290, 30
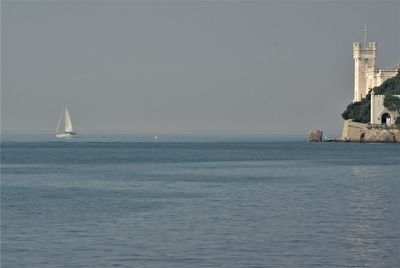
56, 133, 77, 138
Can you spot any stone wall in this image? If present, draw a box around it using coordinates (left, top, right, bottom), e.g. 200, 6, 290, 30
341, 120, 400, 143
341, 120, 368, 141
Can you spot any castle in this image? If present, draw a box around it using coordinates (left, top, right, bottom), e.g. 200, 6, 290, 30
352, 38, 399, 125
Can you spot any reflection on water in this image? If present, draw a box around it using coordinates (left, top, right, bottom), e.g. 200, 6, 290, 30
342, 165, 397, 267
351, 165, 381, 178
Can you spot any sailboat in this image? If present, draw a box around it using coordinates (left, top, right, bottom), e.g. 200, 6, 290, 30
55, 107, 77, 138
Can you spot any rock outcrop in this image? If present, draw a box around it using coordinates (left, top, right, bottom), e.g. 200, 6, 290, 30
390, 129, 400, 143
309, 129, 323, 142
364, 129, 395, 143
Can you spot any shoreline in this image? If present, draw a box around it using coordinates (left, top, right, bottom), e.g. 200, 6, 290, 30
310, 120, 400, 143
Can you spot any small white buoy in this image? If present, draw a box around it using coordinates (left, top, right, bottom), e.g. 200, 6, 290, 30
154, 136, 158, 140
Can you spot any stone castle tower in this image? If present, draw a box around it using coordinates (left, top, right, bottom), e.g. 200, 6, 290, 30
352, 42, 376, 102
353, 37, 399, 103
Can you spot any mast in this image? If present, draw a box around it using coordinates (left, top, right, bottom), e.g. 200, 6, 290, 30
55, 108, 64, 134
363, 25, 367, 47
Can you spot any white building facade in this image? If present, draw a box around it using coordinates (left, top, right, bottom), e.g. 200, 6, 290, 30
353, 42, 399, 102
352, 40, 399, 125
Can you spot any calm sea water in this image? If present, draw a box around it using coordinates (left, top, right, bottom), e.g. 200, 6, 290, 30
1, 134, 399, 268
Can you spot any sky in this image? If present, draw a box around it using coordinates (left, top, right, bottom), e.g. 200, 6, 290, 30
1, 1, 399, 135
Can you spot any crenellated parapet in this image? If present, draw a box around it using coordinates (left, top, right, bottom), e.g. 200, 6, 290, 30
353, 42, 377, 62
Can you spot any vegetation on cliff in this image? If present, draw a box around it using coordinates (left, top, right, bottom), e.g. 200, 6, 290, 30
373, 74, 400, 95
342, 74, 400, 124
342, 96, 370, 123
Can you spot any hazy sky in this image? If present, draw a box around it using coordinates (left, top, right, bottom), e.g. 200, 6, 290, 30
2, 1, 399, 134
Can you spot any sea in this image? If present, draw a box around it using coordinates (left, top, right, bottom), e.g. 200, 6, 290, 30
1, 134, 399, 268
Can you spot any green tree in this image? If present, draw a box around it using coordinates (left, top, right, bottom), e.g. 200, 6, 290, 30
383, 94, 400, 114
342, 74, 400, 123
341, 94, 370, 123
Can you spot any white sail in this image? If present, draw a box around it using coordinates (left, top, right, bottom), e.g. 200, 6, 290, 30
64, 108, 74, 133
55, 107, 76, 137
